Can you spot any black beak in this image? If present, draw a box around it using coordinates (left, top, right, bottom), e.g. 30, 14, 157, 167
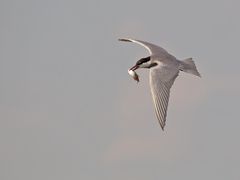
130, 64, 139, 71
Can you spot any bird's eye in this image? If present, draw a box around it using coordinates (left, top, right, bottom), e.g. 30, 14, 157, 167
136, 60, 143, 65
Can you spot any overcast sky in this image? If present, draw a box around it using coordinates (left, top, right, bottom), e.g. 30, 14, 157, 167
1, 0, 240, 180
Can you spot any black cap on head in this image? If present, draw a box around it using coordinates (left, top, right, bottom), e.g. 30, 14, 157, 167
136, 56, 151, 65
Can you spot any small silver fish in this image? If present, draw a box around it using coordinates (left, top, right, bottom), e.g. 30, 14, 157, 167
128, 69, 139, 82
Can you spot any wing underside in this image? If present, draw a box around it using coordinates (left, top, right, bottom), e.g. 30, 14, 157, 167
149, 67, 178, 130
150, 78, 171, 130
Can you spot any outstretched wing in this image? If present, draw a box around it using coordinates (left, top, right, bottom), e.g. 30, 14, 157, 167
149, 66, 179, 130
118, 38, 169, 55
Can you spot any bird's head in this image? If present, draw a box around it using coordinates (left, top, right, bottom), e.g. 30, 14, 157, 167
130, 56, 157, 71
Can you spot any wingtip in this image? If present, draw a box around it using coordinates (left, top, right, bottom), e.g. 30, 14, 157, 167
160, 123, 165, 131
118, 38, 131, 42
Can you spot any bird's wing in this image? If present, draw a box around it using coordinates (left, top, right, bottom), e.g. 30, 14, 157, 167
119, 38, 169, 55
149, 66, 179, 130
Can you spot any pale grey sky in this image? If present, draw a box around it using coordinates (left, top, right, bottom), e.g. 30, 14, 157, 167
1, 0, 240, 180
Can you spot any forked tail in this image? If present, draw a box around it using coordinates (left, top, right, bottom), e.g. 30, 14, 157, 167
179, 58, 201, 77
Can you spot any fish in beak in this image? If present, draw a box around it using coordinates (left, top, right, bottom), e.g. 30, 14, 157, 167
128, 65, 140, 82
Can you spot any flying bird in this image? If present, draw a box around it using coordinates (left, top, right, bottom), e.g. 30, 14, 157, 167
119, 38, 201, 130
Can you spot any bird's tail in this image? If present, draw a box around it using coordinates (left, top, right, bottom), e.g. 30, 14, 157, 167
179, 58, 201, 77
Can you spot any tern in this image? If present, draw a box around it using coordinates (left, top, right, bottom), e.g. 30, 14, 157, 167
119, 38, 201, 130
